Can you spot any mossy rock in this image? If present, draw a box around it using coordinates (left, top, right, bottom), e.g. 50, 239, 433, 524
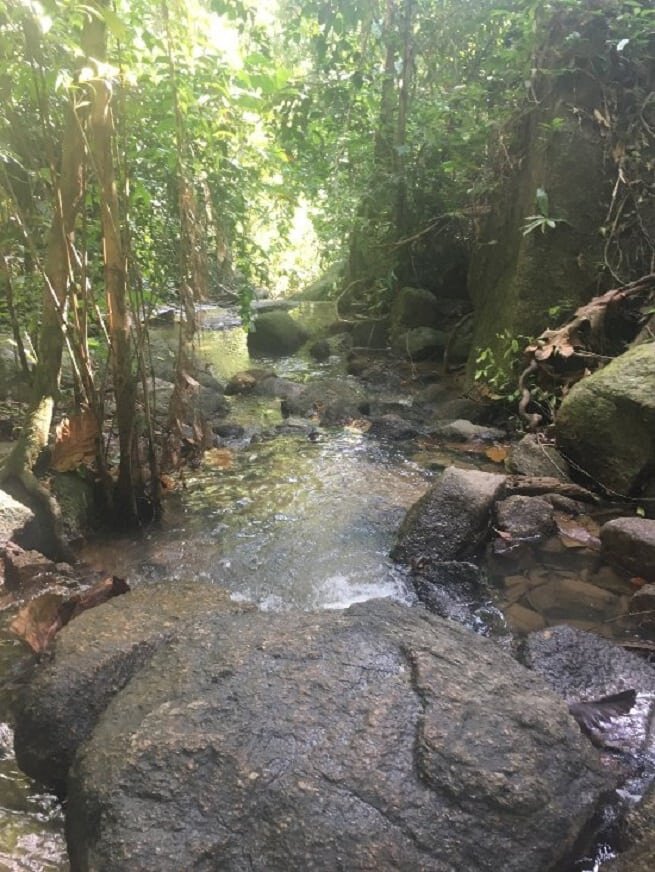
555, 343, 655, 496
247, 310, 309, 356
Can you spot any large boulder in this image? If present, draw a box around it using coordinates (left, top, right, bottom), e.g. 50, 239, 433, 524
13, 581, 252, 795
247, 310, 309, 356
555, 343, 655, 497
392, 466, 506, 566
39, 599, 613, 871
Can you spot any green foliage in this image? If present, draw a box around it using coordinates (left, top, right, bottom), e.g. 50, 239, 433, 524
474, 330, 526, 405
522, 187, 568, 236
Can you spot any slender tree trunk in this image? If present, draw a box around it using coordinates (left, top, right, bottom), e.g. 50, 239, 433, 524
87, 2, 139, 524
161, 0, 208, 462
394, 0, 414, 238
348, 0, 399, 291
2, 96, 85, 477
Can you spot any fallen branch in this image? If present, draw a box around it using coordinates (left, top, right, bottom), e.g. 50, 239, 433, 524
10, 575, 130, 654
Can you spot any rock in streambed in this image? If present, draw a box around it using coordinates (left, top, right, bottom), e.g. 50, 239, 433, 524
14, 593, 613, 871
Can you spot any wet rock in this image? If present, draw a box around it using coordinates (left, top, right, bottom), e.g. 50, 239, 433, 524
60, 600, 611, 871
224, 368, 276, 395
197, 383, 230, 419
256, 376, 304, 402
392, 466, 506, 566
432, 418, 505, 443
433, 397, 495, 425
506, 434, 571, 481
495, 495, 555, 539
555, 343, 655, 496
605, 783, 655, 872
13, 581, 252, 796
0, 490, 35, 550
3, 543, 59, 592
213, 423, 246, 440
350, 318, 389, 349
629, 583, 655, 626
412, 561, 494, 630
367, 414, 418, 441
600, 517, 655, 582
281, 378, 369, 425
522, 624, 655, 755
392, 327, 447, 360
308, 338, 331, 361
346, 351, 372, 376
247, 310, 309, 356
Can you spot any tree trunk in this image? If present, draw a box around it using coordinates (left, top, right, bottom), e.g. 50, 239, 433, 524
161, 0, 208, 465
0, 24, 89, 557
87, 2, 139, 525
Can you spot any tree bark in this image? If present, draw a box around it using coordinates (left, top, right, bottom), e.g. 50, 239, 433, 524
87, 2, 139, 524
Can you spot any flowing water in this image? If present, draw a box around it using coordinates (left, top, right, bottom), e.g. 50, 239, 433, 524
0, 302, 652, 869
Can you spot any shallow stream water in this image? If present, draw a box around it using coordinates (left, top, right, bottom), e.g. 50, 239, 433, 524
0, 302, 653, 870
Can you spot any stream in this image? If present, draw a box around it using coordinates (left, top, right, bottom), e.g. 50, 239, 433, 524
1, 301, 653, 870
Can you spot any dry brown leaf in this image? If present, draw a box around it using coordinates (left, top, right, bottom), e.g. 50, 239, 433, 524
554, 512, 601, 550
485, 445, 508, 463
51, 410, 99, 472
204, 448, 234, 469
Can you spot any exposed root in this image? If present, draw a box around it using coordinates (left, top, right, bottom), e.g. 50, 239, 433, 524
519, 272, 655, 423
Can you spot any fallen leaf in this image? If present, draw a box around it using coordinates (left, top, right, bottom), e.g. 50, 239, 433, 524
204, 447, 234, 469
485, 444, 508, 463
554, 512, 601, 550
51, 409, 99, 472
